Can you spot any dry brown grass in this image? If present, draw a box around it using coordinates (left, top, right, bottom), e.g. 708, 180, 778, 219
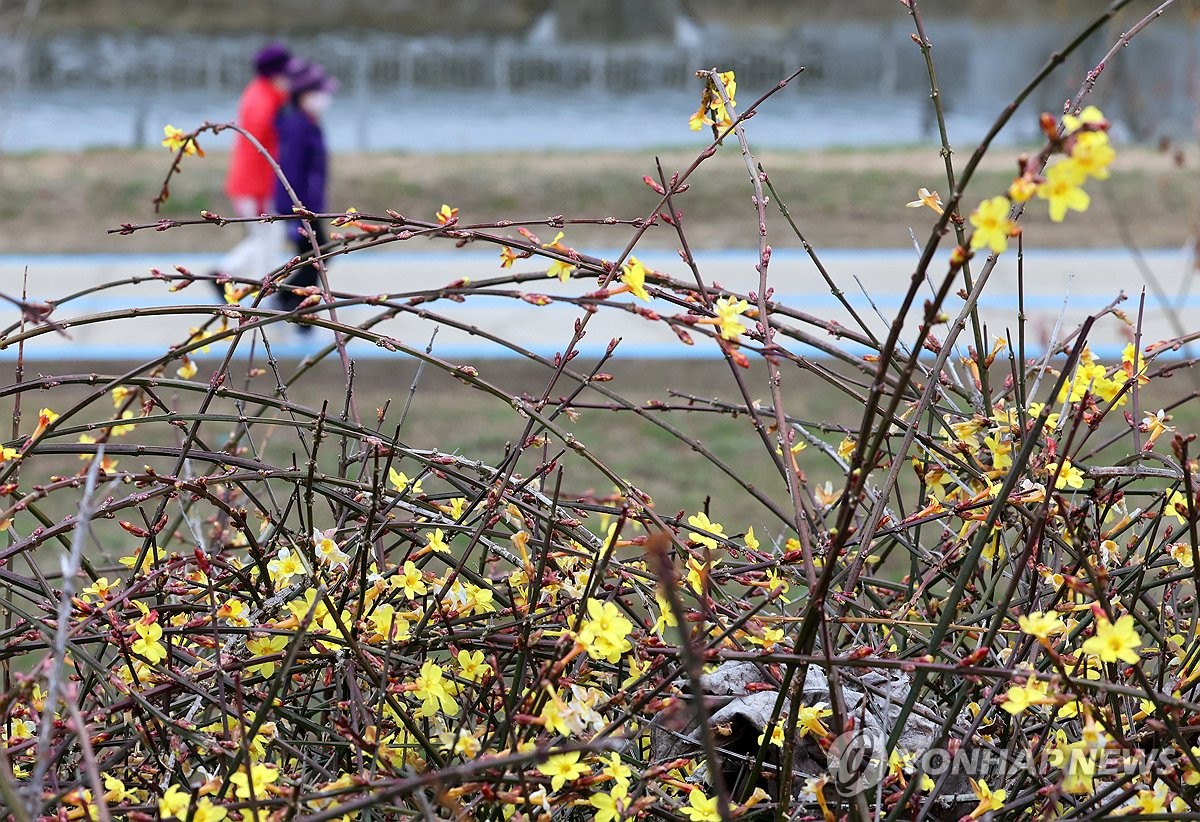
2, 145, 1196, 255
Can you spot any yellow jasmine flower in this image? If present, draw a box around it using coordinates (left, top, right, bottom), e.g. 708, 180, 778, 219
601, 751, 632, 786
652, 592, 678, 635
229, 763, 279, 799
744, 526, 760, 552
82, 576, 119, 601
313, 528, 350, 571
411, 660, 458, 718
983, 434, 1013, 471
764, 568, 789, 596
1007, 176, 1039, 203
1069, 132, 1115, 180
968, 778, 1006, 818
1121, 342, 1149, 385
538, 750, 589, 793
619, 257, 652, 301
539, 686, 575, 738
267, 547, 306, 586
1060, 362, 1110, 404
388, 467, 423, 495
426, 528, 451, 554
435, 204, 458, 224
391, 560, 428, 599
949, 418, 985, 451
686, 511, 726, 549
1169, 541, 1194, 568
968, 195, 1014, 254
689, 69, 737, 131
1027, 401, 1060, 431
541, 231, 576, 282
1000, 675, 1050, 715
1130, 786, 1174, 815
131, 614, 167, 664
758, 721, 785, 748
1062, 105, 1106, 135
367, 603, 411, 643
1047, 458, 1085, 490
685, 554, 721, 595
158, 785, 191, 820
1167, 489, 1191, 525
446, 496, 467, 520
621, 657, 649, 690
465, 582, 495, 615
905, 187, 944, 215
284, 587, 329, 626
217, 597, 251, 627
680, 789, 721, 822
547, 258, 575, 283
439, 728, 483, 758
748, 625, 785, 650
1017, 611, 1066, 640
176, 356, 199, 380
796, 702, 833, 738
1057, 740, 1097, 794
245, 634, 289, 678
589, 783, 630, 822
577, 599, 634, 663
31, 407, 59, 440
107, 410, 136, 437
119, 545, 164, 574
161, 124, 204, 156
191, 797, 227, 822
456, 648, 491, 681
102, 774, 135, 803
1038, 161, 1090, 222
775, 439, 808, 457
1081, 613, 1142, 663
222, 283, 257, 304
712, 296, 750, 340
717, 70, 736, 105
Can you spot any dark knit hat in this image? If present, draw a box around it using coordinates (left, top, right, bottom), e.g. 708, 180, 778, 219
285, 58, 339, 96
254, 42, 291, 78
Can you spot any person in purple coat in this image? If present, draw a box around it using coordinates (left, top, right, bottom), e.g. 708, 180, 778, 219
274, 59, 338, 322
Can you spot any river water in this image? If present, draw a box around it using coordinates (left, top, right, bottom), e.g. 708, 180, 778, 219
0, 12, 1197, 153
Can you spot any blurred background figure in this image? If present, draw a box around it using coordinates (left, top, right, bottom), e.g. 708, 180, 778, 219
210, 41, 292, 298
274, 58, 337, 328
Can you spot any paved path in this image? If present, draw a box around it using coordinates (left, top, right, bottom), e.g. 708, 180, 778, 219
0, 246, 1195, 362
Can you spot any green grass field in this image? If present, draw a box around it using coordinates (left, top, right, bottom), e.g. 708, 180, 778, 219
9, 352, 1198, 573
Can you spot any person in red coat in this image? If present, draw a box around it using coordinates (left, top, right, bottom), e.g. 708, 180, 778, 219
211, 43, 291, 298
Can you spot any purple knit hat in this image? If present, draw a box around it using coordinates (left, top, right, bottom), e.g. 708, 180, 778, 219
285, 59, 339, 96
254, 42, 291, 78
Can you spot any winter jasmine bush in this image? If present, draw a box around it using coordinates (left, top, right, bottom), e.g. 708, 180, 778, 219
1, 2, 1196, 820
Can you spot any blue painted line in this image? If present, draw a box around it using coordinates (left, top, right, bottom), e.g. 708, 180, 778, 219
1, 253, 224, 267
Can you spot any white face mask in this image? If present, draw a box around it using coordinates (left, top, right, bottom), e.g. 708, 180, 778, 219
301, 91, 332, 117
